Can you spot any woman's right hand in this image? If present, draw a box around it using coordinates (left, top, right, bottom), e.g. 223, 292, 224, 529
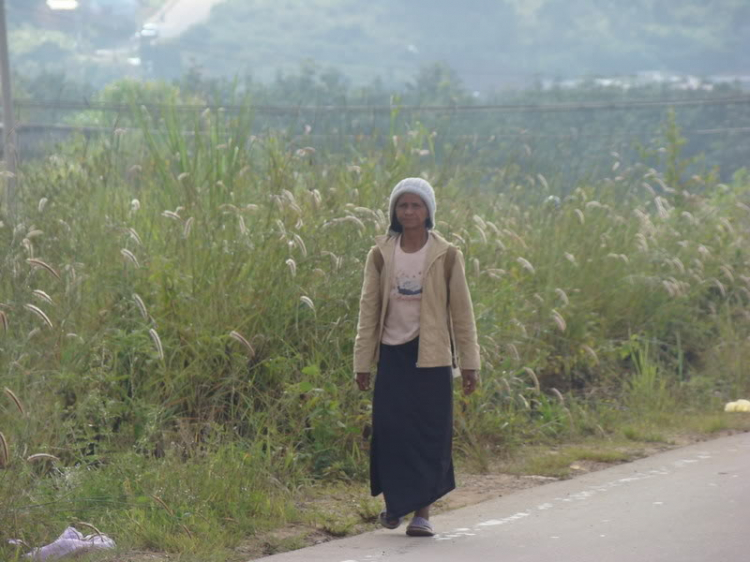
356, 372, 371, 391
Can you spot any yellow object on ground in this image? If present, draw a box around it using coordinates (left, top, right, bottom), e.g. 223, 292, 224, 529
724, 399, 750, 412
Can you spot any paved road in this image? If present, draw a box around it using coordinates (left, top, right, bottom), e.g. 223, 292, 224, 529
258, 431, 750, 562
147, 0, 226, 39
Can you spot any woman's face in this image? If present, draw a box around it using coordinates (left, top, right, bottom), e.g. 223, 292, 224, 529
395, 193, 428, 230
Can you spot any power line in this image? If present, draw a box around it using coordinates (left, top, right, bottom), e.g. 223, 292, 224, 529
7, 122, 749, 140
13, 95, 750, 115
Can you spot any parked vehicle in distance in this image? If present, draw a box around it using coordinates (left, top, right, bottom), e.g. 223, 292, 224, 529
138, 22, 160, 40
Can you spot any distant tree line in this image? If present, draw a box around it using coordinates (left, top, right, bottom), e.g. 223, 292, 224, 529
11, 61, 750, 184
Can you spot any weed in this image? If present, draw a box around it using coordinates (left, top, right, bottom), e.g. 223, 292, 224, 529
624, 339, 676, 415
506, 450, 573, 479
355, 495, 382, 523
566, 447, 631, 464
317, 513, 358, 537
622, 426, 668, 443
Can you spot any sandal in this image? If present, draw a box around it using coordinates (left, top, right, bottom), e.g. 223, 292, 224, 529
378, 510, 403, 530
406, 516, 435, 537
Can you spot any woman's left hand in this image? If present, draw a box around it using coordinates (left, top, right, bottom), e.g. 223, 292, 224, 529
461, 370, 478, 395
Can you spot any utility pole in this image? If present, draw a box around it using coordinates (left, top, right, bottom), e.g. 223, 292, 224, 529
0, 0, 17, 220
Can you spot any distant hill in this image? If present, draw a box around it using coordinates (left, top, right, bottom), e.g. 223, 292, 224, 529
160, 0, 750, 88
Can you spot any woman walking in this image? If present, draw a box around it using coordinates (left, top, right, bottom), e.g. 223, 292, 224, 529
354, 177, 480, 537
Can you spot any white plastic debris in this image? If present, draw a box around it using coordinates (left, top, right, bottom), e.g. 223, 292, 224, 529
724, 399, 750, 412
10, 527, 115, 560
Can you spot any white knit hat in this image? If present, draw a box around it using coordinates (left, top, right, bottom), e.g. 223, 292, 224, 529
388, 177, 436, 233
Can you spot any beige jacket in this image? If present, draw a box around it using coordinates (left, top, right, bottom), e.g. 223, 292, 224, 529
353, 231, 481, 373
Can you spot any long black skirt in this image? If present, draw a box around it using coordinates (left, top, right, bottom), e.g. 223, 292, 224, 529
370, 337, 455, 518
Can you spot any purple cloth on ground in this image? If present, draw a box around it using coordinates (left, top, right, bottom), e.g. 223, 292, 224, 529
13, 527, 115, 560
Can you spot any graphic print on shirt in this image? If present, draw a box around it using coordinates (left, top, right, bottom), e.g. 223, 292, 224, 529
393, 268, 423, 300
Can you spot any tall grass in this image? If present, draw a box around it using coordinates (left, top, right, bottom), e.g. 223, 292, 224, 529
1, 100, 749, 558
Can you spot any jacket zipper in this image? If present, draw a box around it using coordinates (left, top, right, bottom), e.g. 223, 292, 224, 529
375, 235, 449, 368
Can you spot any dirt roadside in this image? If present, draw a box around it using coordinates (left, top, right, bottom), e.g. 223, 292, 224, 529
101, 428, 750, 561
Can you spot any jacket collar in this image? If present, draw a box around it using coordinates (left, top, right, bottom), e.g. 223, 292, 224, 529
375, 230, 450, 270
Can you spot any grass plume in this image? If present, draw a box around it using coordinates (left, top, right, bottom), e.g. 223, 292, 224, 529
4, 388, 25, 415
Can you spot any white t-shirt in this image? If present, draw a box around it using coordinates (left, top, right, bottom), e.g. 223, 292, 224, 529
381, 236, 431, 345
